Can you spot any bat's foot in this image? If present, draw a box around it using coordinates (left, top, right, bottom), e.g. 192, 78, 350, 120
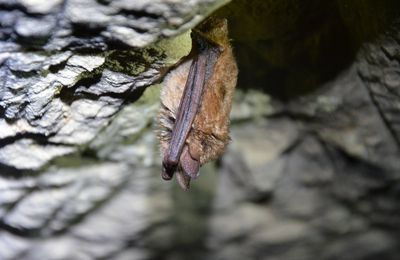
161, 159, 177, 180
177, 171, 191, 191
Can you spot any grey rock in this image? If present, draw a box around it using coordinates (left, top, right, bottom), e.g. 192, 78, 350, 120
0, 0, 229, 50
48, 96, 123, 145
15, 15, 56, 38
0, 162, 147, 260
0, 52, 112, 168
0, 139, 76, 170
0, 0, 63, 14
75, 69, 136, 96
287, 64, 400, 172
0, 29, 192, 169
88, 86, 160, 164
3, 163, 130, 232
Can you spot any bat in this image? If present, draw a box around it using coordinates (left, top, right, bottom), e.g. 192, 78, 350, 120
157, 17, 238, 190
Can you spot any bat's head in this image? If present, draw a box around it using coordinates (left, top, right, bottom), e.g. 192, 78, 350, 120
196, 17, 230, 46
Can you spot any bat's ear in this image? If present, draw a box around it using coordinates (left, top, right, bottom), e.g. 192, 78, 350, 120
180, 145, 200, 178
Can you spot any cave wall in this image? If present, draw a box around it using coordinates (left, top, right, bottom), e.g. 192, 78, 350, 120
0, 1, 400, 260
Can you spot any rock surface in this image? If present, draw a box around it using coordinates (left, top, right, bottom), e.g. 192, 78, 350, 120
0, 0, 220, 170
1, 0, 400, 260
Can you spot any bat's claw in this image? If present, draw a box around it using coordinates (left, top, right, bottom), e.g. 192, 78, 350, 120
161, 169, 173, 180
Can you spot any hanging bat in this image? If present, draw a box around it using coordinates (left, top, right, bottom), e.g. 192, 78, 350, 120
157, 17, 238, 190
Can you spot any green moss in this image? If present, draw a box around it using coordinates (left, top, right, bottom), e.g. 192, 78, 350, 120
51, 152, 100, 168
102, 29, 192, 77
151, 30, 192, 66
134, 83, 161, 105
104, 50, 153, 75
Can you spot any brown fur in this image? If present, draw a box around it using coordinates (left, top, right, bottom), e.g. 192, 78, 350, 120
157, 17, 238, 190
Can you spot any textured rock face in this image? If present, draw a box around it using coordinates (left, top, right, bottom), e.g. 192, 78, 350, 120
0, 0, 228, 170
0, 0, 229, 50
1, 0, 400, 260
0, 0, 227, 259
